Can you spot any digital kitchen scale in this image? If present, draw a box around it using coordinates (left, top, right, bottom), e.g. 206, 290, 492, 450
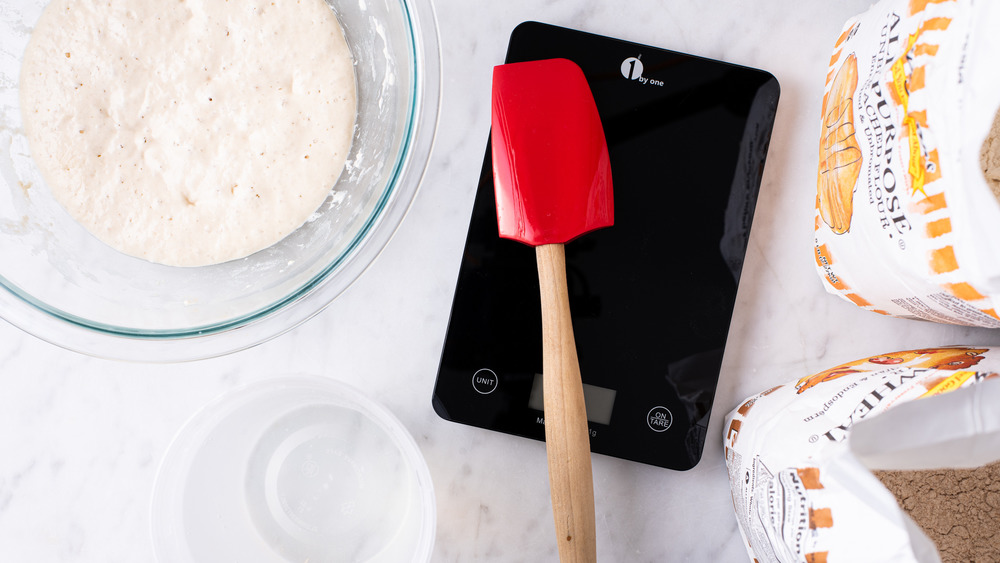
432, 22, 779, 470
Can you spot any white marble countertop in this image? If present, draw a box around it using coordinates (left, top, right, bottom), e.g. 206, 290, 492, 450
2, 1, 999, 562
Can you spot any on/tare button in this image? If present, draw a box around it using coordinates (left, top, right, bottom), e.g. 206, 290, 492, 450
471, 368, 498, 394
647, 406, 673, 432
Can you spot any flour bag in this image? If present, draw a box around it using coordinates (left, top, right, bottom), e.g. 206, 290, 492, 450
815, 0, 1000, 327
724, 346, 1000, 562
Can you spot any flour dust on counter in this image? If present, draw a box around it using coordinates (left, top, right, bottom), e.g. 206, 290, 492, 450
20, 0, 357, 266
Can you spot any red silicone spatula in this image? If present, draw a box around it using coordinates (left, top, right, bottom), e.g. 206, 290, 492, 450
491, 58, 613, 562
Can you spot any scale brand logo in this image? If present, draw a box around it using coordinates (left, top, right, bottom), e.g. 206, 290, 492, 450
620, 55, 664, 87
621, 56, 643, 80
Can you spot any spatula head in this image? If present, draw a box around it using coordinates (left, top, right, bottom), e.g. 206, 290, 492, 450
491, 58, 613, 246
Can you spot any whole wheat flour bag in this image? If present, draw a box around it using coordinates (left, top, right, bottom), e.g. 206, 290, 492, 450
814, 0, 1000, 327
724, 346, 1000, 563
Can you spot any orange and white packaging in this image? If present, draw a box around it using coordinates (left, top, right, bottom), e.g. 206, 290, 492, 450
723, 346, 1000, 563
815, 0, 1000, 327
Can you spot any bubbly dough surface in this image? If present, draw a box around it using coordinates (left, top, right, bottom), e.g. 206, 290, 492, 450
20, 0, 356, 266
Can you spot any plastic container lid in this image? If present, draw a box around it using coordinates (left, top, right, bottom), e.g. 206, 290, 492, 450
151, 375, 435, 562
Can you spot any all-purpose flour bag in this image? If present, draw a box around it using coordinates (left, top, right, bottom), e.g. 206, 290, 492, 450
724, 346, 1000, 563
814, 0, 1000, 327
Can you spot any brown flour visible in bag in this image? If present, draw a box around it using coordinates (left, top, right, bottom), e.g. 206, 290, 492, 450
874, 460, 1000, 563
979, 108, 1000, 203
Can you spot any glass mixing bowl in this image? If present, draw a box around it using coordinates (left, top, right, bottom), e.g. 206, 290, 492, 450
150, 375, 436, 562
0, 0, 441, 361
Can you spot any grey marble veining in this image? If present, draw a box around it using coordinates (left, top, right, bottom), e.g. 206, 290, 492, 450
2, 1, 999, 562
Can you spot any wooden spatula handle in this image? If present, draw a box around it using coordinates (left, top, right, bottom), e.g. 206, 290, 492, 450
536, 243, 597, 562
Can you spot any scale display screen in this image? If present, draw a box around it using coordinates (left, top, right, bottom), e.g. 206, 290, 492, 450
527, 376, 618, 426
432, 22, 779, 469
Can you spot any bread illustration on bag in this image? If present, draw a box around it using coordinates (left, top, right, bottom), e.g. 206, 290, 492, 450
793, 347, 988, 394
817, 52, 861, 235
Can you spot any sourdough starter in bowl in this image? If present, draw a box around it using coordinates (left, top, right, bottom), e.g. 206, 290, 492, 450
0, 0, 440, 360
20, 0, 357, 266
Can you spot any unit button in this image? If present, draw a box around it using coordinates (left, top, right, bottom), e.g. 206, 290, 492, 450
471, 368, 499, 394
647, 406, 673, 432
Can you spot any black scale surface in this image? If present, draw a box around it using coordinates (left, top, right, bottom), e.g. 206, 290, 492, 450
432, 22, 779, 470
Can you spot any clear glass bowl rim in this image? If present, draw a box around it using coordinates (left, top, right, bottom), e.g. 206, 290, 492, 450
149, 374, 437, 562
